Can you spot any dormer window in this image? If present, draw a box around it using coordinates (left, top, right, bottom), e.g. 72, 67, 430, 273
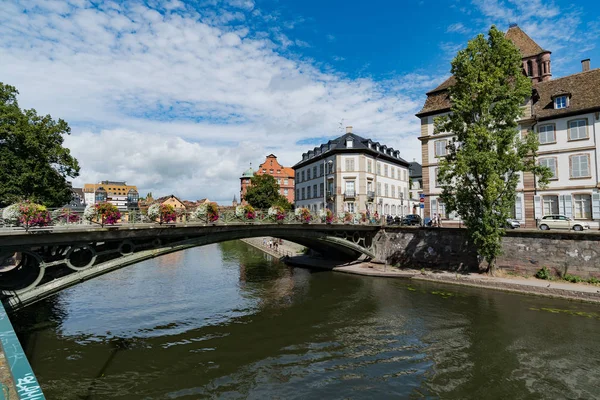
554, 96, 568, 109
346, 139, 353, 148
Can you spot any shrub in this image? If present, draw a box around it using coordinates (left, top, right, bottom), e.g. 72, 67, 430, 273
18, 201, 52, 230
535, 266, 551, 280
268, 206, 285, 221
587, 276, 600, 285
148, 203, 177, 223
52, 207, 80, 224
563, 274, 582, 283
194, 202, 219, 222
236, 204, 255, 220
295, 207, 311, 223
318, 208, 333, 223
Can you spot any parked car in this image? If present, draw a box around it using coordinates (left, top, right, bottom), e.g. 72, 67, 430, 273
402, 214, 422, 226
538, 215, 590, 231
506, 218, 521, 229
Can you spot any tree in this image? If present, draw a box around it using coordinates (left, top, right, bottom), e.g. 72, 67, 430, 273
0, 83, 80, 207
434, 26, 551, 274
243, 174, 290, 210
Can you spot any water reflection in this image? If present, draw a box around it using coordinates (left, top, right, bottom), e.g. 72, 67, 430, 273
13, 241, 600, 399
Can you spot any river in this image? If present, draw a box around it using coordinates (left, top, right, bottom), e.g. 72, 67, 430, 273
12, 240, 600, 399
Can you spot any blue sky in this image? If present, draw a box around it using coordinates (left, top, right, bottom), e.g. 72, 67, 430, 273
1, 0, 599, 203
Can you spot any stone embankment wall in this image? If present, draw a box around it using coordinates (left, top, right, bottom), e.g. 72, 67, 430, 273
374, 227, 600, 278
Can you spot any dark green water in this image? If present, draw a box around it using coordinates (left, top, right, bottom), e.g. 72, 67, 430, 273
13, 241, 600, 399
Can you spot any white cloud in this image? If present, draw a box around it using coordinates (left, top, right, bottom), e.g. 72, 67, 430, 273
446, 22, 471, 34
0, 0, 427, 203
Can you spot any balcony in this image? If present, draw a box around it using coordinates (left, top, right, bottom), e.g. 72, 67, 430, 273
344, 190, 356, 200
367, 191, 375, 201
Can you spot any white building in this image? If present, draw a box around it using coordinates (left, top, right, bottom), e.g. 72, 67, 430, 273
417, 25, 600, 228
293, 127, 411, 216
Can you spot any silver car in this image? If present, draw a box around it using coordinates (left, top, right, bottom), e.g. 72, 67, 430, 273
538, 215, 590, 231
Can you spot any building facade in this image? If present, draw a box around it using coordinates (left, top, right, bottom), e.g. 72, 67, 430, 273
83, 181, 139, 211
240, 155, 295, 205
417, 24, 600, 228
293, 127, 410, 215
408, 161, 423, 217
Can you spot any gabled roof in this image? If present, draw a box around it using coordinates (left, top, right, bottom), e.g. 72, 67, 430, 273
294, 132, 409, 169
533, 68, 600, 120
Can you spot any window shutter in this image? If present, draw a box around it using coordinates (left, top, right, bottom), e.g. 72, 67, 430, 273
592, 193, 600, 219
534, 195, 541, 218
564, 195, 573, 218
431, 198, 437, 217
558, 195, 565, 215
515, 195, 523, 220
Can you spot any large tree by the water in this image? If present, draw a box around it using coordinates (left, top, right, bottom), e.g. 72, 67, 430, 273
0, 82, 80, 207
434, 26, 550, 274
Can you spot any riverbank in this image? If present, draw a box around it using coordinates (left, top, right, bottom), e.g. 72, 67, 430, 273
242, 237, 600, 304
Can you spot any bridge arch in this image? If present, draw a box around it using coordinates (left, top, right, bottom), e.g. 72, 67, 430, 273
0, 223, 379, 311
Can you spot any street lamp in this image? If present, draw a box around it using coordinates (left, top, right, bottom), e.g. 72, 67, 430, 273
323, 159, 333, 210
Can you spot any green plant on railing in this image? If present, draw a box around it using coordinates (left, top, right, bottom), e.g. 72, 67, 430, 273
563, 273, 583, 283
535, 266, 551, 280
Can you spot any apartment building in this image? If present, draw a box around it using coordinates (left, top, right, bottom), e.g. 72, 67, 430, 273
83, 181, 139, 211
240, 154, 295, 205
417, 24, 600, 228
293, 127, 410, 215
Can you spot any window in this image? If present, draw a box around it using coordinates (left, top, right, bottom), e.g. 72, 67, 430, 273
307, 169, 311, 180
301, 171, 305, 182
391, 185, 395, 198
384, 165, 388, 177
319, 164, 324, 176
435, 140, 447, 157
277, 178, 281, 184
554, 96, 567, 109
346, 139, 353, 148
542, 195, 559, 215
367, 160, 372, 173
377, 182, 381, 196
346, 202, 355, 213
377, 163, 381, 175
345, 158, 355, 171
301, 188, 305, 200
539, 158, 557, 179
526, 60, 533, 77
284, 189, 288, 196
307, 186, 311, 198
328, 161, 334, 174
538, 124, 555, 144
313, 166, 317, 178
313, 184, 317, 198
568, 119, 587, 140
320, 183, 324, 196
570, 154, 590, 178
573, 194, 592, 219
284, 179, 289, 185
345, 181, 355, 196
384, 184, 389, 197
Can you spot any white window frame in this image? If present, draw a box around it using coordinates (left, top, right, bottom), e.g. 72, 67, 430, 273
538, 124, 555, 144
570, 154, 590, 179
554, 96, 567, 109
539, 157, 557, 179
568, 119, 587, 141
434, 140, 447, 157
573, 194, 592, 219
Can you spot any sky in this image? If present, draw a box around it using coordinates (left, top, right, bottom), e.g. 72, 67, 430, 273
1, 0, 599, 204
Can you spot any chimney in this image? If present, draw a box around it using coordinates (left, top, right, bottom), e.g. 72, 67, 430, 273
346, 126, 352, 134
582, 59, 590, 72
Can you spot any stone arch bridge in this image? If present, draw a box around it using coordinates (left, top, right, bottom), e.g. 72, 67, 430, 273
0, 223, 380, 312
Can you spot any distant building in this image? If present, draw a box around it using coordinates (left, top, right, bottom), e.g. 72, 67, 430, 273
83, 181, 139, 211
417, 24, 600, 227
293, 126, 410, 215
240, 155, 295, 205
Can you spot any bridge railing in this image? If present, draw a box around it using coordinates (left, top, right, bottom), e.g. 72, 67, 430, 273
0, 207, 411, 232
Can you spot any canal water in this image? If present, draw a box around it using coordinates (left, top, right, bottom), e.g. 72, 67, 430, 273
12, 241, 600, 399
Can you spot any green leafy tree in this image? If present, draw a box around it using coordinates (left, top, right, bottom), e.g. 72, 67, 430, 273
435, 26, 551, 274
243, 174, 290, 209
0, 83, 80, 207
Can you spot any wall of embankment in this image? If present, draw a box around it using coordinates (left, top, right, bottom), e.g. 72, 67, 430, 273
374, 228, 600, 278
